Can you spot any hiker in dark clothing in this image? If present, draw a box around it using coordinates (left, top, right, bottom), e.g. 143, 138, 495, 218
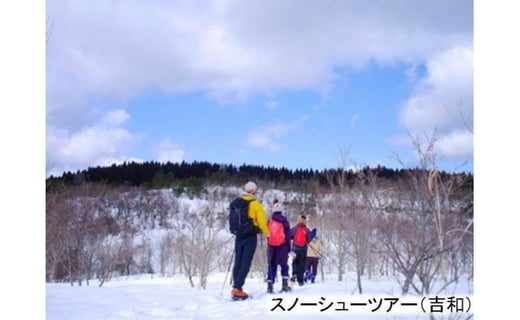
231, 181, 269, 300
290, 215, 316, 286
266, 200, 292, 293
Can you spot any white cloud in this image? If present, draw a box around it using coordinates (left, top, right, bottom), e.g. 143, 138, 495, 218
247, 117, 308, 151
100, 109, 130, 127
156, 139, 185, 163
247, 134, 278, 151
46, 109, 136, 176
399, 45, 473, 161
436, 130, 473, 160
47, 0, 472, 104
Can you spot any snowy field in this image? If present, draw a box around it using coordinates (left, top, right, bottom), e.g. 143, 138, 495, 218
46, 272, 473, 320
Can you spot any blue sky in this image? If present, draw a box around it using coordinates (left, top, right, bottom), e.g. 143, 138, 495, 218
45, 0, 474, 177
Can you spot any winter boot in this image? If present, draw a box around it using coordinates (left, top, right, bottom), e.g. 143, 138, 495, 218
231, 288, 249, 300
304, 270, 311, 283
267, 280, 273, 294
281, 278, 292, 292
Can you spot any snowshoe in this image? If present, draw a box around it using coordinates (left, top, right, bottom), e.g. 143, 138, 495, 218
231, 295, 251, 301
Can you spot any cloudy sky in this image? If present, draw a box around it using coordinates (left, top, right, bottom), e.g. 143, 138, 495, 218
45, 0, 474, 177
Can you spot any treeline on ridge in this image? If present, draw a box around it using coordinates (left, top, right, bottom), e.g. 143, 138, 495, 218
46, 160, 473, 195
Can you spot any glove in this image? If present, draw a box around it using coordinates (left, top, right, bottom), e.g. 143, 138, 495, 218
288, 251, 296, 259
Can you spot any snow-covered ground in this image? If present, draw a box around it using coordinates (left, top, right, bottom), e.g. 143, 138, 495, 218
46, 272, 473, 320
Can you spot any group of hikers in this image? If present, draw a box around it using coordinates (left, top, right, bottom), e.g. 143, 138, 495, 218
229, 181, 323, 300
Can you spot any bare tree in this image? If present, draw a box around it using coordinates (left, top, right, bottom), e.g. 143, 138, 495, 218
46, 183, 112, 286
156, 230, 177, 277
170, 196, 232, 289
317, 167, 352, 283
316, 150, 371, 287
46, 187, 75, 282
372, 130, 474, 295
344, 201, 375, 294
176, 235, 197, 287
96, 235, 120, 287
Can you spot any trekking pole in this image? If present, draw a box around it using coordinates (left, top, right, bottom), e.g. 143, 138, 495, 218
220, 250, 235, 295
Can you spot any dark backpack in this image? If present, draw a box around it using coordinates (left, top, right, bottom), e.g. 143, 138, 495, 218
267, 219, 285, 246
293, 225, 308, 247
229, 197, 257, 238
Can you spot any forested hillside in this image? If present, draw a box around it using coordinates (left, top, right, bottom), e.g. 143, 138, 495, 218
46, 160, 472, 193
46, 161, 473, 295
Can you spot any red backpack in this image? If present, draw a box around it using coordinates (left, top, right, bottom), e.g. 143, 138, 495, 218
268, 219, 285, 246
293, 225, 307, 247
